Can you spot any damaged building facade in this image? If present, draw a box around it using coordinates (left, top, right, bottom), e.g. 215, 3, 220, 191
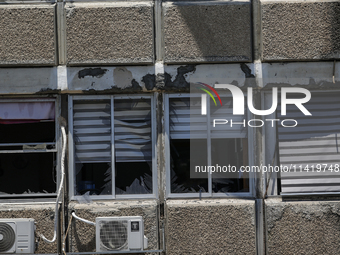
0, 0, 340, 254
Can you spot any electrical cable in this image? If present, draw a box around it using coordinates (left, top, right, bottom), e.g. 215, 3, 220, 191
39, 118, 66, 243
71, 212, 96, 226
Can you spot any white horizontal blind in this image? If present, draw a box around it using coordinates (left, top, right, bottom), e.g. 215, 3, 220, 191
169, 97, 247, 139
210, 97, 247, 138
73, 100, 111, 163
114, 99, 152, 162
169, 98, 207, 139
278, 94, 340, 194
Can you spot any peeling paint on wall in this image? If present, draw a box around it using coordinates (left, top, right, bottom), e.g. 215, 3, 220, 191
36, 88, 61, 94
240, 63, 256, 87
142, 74, 156, 90
78, 68, 108, 79
112, 67, 143, 91
113, 67, 141, 91
241, 63, 255, 79
164, 65, 196, 90
113, 67, 133, 88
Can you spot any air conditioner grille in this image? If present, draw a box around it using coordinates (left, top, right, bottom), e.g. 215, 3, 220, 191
99, 220, 128, 251
0, 223, 15, 253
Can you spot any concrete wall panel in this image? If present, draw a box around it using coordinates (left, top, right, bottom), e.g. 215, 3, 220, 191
67, 65, 155, 92
261, 62, 340, 89
163, 1, 252, 64
0, 203, 57, 253
166, 199, 256, 255
0, 67, 58, 94
266, 199, 340, 254
66, 2, 154, 65
68, 200, 158, 253
262, 0, 340, 61
164, 63, 255, 90
0, 5, 56, 66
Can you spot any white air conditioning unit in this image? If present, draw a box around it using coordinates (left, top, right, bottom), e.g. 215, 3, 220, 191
96, 216, 148, 252
0, 218, 35, 254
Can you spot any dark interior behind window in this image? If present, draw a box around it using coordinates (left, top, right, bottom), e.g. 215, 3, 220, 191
0, 152, 56, 195
75, 163, 111, 195
170, 139, 208, 193
0, 100, 56, 196
0, 121, 55, 144
211, 138, 249, 193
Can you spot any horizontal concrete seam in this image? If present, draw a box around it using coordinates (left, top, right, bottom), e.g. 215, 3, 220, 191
163, 0, 250, 6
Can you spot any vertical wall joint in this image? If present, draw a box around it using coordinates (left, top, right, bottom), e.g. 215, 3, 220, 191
57, 2, 67, 65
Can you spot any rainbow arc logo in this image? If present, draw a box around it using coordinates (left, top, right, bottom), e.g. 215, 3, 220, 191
196, 82, 222, 115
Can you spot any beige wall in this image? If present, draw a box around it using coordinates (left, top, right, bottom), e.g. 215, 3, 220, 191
0, 203, 58, 254
65, 2, 154, 65
0, 5, 56, 66
266, 199, 340, 255
261, 0, 340, 61
165, 199, 256, 255
2, 1, 340, 65
163, 1, 252, 63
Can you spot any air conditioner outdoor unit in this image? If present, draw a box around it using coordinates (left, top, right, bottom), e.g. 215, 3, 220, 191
96, 216, 148, 252
0, 218, 35, 254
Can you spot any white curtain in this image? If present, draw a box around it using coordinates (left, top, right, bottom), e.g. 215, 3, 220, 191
0, 102, 55, 121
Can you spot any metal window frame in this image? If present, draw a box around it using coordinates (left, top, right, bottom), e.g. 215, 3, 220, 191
68, 94, 157, 200
0, 96, 60, 198
165, 93, 254, 198
263, 90, 340, 197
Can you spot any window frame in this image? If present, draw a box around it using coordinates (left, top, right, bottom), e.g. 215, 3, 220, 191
165, 93, 254, 198
264, 90, 340, 197
68, 94, 157, 200
0, 96, 61, 198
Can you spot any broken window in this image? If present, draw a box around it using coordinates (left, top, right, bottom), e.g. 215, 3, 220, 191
70, 95, 154, 198
0, 99, 57, 196
167, 96, 249, 196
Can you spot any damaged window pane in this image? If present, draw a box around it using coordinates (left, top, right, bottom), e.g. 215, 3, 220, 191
71, 97, 154, 197
211, 138, 249, 193
169, 98, 208, 193
114, 99, 152, 194
0, 153, 56, 195
168, 96, 249, 195
73, 99, 112, 196
170, 139, 208, 193
115, 162, 152, 194
75, 163, 111, 195
0, 100, 57, 197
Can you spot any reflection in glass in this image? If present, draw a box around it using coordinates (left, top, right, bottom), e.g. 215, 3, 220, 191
211, 138, 249, 193
170, 139, 208, 193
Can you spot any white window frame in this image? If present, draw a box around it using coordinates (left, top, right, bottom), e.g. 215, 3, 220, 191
0, 96, 61, 198
165, 93, 254, 198
68, 94, 157, 200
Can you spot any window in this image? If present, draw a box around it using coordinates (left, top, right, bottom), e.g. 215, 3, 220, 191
165, 94, 252, 198
276, 92, 340, 195
0, 98, 58, 197
69, 95, 156, 199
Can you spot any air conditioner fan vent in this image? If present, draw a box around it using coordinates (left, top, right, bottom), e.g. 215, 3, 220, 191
99, 220, 128, 251
0, 223, 15, 253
